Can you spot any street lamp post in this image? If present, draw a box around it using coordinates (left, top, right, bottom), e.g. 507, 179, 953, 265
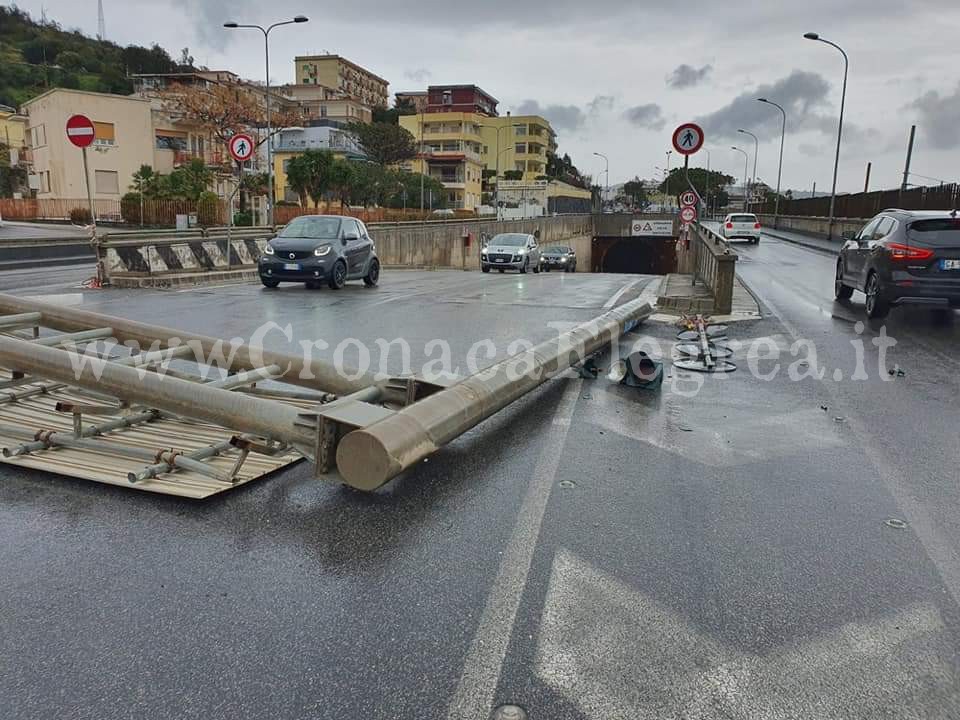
732, 146, 749, 211
593, 152, 609, 211
804, 32, 848, 241
665, 150, 673, 211
224, 15, 308, 227
704, 149, 712, 218
482, 123, 512, 220
737, 129, 758, 211
757, 98, 786, 229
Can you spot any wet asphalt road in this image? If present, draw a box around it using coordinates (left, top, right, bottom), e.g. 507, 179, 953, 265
1, 255, 960, 719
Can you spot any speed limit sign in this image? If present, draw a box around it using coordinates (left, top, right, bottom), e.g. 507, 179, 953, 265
680, 190, 698, 208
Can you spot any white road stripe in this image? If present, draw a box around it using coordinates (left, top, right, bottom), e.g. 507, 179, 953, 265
602, 279, 643, 309
446, 376, 583, 720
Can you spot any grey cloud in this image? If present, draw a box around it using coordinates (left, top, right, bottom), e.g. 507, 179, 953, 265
908, 83, 960, 149
588, 95, 615, 114
404, 68, 431, 83
513, 100, 585, 131
697, 70, 852, 141
666, 64, 712, 89
623, 104, 665, 130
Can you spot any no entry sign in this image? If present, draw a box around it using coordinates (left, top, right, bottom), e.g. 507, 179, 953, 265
672, 123, 704, 155
229, 133, 255, 162
66, 115, 95, 148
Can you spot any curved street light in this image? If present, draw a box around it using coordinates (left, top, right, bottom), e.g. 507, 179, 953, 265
224, 15, 309, 226
593, 152, 609, 210
757, 98, 787, 228
737, 129, 758, 211
804, 32, 848, 240
732, 146, 749, 211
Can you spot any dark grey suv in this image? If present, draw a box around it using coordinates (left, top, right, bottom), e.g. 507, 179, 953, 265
259, 215, 380, 290
835, 209, 960, 318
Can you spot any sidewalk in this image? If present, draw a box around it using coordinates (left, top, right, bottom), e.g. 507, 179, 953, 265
762, 226, 843, 255
655, 273, 760, 322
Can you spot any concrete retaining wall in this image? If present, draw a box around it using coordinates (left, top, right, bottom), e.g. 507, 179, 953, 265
759, 214, 869, 238
97, 215, 595, 287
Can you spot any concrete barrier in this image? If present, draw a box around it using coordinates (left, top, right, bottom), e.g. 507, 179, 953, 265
758, 214, 868, 239
96, 215, 595, 287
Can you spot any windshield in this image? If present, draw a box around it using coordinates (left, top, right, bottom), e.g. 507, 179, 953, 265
278, 217, 342, 239
492, 234, 529, 247
543, 246, 569, 254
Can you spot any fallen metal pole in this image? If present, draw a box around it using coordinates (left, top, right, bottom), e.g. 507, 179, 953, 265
335, 297, 654, 490
0, 336, 316, 455
0, 292, 372, 395
129, 439, 237, 484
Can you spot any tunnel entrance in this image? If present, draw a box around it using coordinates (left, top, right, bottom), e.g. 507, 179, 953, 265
591, 236, 677, 274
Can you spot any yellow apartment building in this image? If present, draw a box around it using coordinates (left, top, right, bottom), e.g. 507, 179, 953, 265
399, 112, 485, 211
295, 55, 389, 109
479, 115, 557, 182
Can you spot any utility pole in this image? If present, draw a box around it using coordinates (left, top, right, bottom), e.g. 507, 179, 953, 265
863, 162, 871, 193
901, 124, 916, 194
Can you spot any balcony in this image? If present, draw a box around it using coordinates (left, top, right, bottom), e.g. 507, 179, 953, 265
174, 150, 229, 168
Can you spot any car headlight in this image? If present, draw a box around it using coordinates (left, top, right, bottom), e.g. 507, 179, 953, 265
481, 254, 488, 260
517, 248, 526, 254
314, 245, 332, 257
559, 257, 567, 263
264, 245, 275, 255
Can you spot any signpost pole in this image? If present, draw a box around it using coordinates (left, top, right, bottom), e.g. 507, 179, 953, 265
81, 145, 96, 232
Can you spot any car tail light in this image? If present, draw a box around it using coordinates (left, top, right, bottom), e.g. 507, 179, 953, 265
885, 242, 934, 261
725, 222, 733, 229
754, 223, 761, 229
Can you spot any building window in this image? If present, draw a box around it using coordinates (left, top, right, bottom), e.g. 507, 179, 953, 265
39, 171, 50, 193
442, 90, 452, 105
94, 170, 120, 194
483, 145, 489, 154
320, 105, 327, 117
515, 144, 526, 154
155, 133, 187, 151
93, 121, 115, 146
30, 124, 46, 148
514, 125, 527, 136
515, 162, 525, 172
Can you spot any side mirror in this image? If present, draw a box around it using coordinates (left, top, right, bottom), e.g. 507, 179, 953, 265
344, 231, 359, 243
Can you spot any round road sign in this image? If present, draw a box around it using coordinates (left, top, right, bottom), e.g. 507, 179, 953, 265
680, 206, 698, 224
228, 133, 255, 162
66, 114, 95, 149
672, 123, 704, 155
679, 190, 698, 208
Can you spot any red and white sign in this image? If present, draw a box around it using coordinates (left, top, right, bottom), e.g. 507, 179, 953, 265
228, 133, 255, 162
672, 123, 704, 155
679, 190, 698, 208
66, 114, 95, 148
680, 206, 698, 224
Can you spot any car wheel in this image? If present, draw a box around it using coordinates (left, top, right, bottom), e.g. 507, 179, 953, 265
533, 263, 540, 274
328, 260, 347, 290
834, 261, 854, 300
363, 258, 380, 287
261, 278, 280, 289
520, 259, 528, 274
864, 272, 890, 319
482, 265, 490, 273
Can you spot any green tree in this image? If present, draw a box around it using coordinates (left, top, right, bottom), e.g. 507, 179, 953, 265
329, 160, 355, 210
130, 164, 162, 197
372, 99, 417, 125
657, 167, 734, 197
503, 170, 523, 181
285, 149, 334, 207
167, 159, 213, 201
346, 121, 417, 166
622, 177, 650, 211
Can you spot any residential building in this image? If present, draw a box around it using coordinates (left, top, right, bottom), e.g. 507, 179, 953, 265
272, 126, 367, 203
479, 114, 557, 183
22, 89, 154, 201
399, 111, 485, 210
276, 85, 372, 126
1, 104, 31, 195
295, 55, 389, 109
425, 85, 498, 116
394, 91, 428, 113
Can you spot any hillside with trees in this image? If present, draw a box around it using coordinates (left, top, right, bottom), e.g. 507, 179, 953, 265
0, 5, 192, 108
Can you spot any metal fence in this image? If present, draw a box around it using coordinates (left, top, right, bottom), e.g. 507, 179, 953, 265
761, 183, 960, 218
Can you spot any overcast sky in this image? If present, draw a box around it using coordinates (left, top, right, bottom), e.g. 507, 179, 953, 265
17, 0, 960, 192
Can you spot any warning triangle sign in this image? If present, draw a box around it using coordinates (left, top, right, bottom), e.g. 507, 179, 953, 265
642, 223, 653, 232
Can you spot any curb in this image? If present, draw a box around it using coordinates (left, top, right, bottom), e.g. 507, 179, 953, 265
763, 230, 840, 255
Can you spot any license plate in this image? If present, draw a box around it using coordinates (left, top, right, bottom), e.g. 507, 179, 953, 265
495, 258, 505, 263
942, 259, 960, 270
283, 263, 301, 271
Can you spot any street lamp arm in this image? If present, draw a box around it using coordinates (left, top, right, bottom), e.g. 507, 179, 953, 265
228, 23, 267, 34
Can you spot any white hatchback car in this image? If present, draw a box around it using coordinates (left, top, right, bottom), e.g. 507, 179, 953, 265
720, 213, 762, 244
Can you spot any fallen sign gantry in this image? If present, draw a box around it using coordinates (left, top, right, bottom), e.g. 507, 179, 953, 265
0, 292, 652, 494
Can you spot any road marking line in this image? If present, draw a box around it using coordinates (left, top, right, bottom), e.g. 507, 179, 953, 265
759, 289, 960, 609
603, 279, 643, 309
446, 376, 582, 720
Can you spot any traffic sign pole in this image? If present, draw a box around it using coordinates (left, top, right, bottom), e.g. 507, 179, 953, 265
81, 144, 95, 231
